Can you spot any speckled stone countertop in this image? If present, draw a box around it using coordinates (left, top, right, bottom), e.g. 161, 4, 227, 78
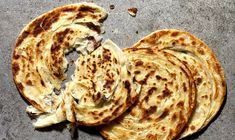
0, 0, 234, 140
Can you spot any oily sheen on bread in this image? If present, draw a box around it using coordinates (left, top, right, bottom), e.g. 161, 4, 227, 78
129, 29, 226, 138
12, 2, 108, 128
100, 48, 196, 140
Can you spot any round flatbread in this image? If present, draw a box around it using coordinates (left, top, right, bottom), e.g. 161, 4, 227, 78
12, 2, 107, 127
100, 48, 196, 140
129, 29, 226, 138
63, 40, 141, 126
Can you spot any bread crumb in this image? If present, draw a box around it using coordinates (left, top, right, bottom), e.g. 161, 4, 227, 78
128, 7, 138, 17
110, 5, 115, 10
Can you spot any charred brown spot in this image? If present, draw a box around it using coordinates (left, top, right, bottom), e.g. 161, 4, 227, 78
92, 63, 96, 73
158, 109, 169, 120
201, 95, 208, 99
16, 31, 30, 47
76, 6, 98, 20
139, 71, 155, 85
51, 44, 61, 54
124, 80, 131, 94
162, 87, 172, 98
40, 79, 45, 87
171, 31, 179, 37
144, 96, 149, 102
156, 75, 167, 81
179, 37, 185, 41
196, 77, 202, 85
135, 60, 143, 66
61, 7, 77, 12
156, 75, 161, 80
172, 113, 177, 121
113, 58, 117, 64
104, 79, 114, 89
168, 81, 173, 85
79, 5, 96, 13
93, 92, 101, 101
146, 134, 157, 139
162, 126, 166, 131
147, 87, 157, 95
73, 97, 79, 104
192, 41, 196, 45
145, 48, 154, 54
182, 61, 188, 65
183, 82, 187, 92
36, 40, 45, 47
12, 62, 20, 76
191, 125, 196, 130
64, 42, 69, 47
134, 71, 140, 74
13, 53, 20, 60
85, 22, 101, 33
102, 116, 111, 123
26, 80, 33, 86
99, 112, 103, 116
176, 121, 185, 134
54, 28, 71, 46
31, 12, 60, 37
112, 106, 121, 116
102, 48, 111, 62
81, 61, 85, 65
197, 47, 205, 55
17, 83, 24, 91
181, 43, 186, 46
169, 129, 174, 138
168, 59, 176, 65
130, 111, 136, 116
176, 101, 184, 109
142, 106, 157, 120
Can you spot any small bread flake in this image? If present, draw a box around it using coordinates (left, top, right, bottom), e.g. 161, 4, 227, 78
128, 7, 138, 17
110, 5, 115, 10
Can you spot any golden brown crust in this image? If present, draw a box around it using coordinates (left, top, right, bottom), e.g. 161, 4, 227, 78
130, 29, 226, 138
12, 2, 108, 127
100, 47, 196, 140
64, 40, 141, 126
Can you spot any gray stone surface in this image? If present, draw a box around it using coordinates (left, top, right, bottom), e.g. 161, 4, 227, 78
0, 0, 234, 139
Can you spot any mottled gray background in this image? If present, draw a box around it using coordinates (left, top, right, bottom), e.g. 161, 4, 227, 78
0, 0, 234, 140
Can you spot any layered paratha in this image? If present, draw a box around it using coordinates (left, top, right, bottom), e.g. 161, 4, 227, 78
12, 2, 108, 128
129, 29, 226, 138
100, 48, 196, 140
63, 40, 141, 125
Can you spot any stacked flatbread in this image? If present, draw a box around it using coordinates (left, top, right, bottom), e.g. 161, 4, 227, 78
100, 29, 226, 139
12, 3, 226, 140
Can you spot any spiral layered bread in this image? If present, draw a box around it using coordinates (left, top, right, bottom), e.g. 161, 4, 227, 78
100, 29, 226, 139
100, 48, 196, 140
130, 29, 226, 138
63, 40, 140, 125
12, 3, 141, 128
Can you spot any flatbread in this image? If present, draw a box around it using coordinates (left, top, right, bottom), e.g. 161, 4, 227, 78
130, 29, 226, 138
63, 40, 141, 126
100, 48, 196, 140
12, 2, 107, 127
